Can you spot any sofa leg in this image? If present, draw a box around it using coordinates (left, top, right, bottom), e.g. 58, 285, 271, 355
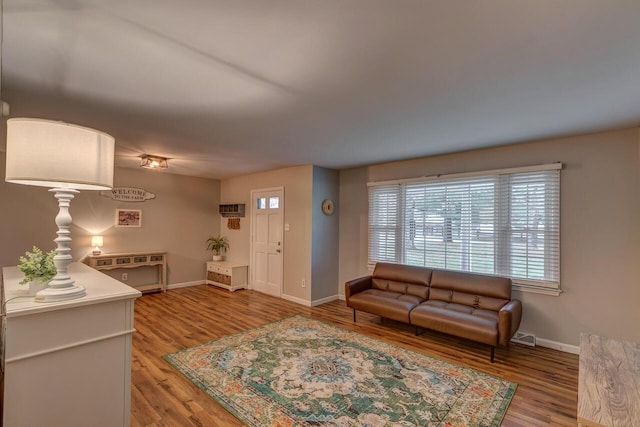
415, 326, 420, 336
490, 346, 495, 363
353, 309, 356, 322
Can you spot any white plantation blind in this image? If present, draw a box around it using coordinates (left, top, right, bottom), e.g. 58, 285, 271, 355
368, 164, 561, 290
368, 185, 400, 265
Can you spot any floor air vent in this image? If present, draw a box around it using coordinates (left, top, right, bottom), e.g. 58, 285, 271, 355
511, 331, 536, 347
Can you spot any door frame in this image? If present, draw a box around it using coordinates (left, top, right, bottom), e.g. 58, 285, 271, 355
249, 186, 285, 294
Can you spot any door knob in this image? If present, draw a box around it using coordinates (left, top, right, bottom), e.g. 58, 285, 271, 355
276, 249, 281, 253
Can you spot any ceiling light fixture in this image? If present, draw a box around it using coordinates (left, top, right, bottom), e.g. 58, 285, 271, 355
140, 154, 168, 169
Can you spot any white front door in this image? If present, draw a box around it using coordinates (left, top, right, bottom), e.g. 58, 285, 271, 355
250, 188, 284, 297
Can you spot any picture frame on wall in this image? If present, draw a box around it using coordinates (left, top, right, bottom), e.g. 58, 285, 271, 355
116, 209, 142, 227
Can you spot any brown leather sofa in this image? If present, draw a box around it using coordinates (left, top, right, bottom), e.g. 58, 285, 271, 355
345, 262, 522, 362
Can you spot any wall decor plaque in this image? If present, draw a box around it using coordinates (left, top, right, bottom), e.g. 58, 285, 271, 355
101, 187, 156, 202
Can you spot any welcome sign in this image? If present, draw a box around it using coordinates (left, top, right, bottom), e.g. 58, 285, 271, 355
101, 187, 156, 202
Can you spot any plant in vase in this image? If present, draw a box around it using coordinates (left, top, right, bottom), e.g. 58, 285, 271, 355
206, 235, 229, 261
18, 246, 57, 295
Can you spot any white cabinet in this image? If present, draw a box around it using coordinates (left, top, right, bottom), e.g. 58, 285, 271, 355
2, 263, 141, 427
206, 261, 248, 292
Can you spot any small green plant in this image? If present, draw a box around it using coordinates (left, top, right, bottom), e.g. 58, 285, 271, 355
206, 235, 230, 255
18, 246, 57, 285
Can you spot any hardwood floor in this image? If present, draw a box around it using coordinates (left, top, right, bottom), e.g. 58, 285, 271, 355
131, 285, 579, 426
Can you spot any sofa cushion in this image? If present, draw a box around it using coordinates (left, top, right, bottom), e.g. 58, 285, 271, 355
423, 301, 499, 321
373, 262, 432, 286
388, 280, 408, 294
371, 263, 432, 300
348, 289, 424, 323
429, 270, 510, 311
429, 288, 453, 302
371, 277, 389, 290
361, 289, 402, 299
410, 301, 499, 346
430, 270, 511, 299
354, 289, 424, 306
406, 283, 430, 300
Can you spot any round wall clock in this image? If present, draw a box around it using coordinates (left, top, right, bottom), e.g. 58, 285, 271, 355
321, 199, 335, 215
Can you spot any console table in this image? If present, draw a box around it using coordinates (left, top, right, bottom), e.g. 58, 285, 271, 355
85, 251, 167, 292
2, 263, 141, 427
206, 261, 247, 291
578, 333, 640, 427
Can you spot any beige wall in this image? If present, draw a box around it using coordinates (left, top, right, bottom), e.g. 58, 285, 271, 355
5, 125, 639, 346
338, 128, 640, 346
221, 164, 340, 304
220, 165, 314, 301
1, 152, 220, 285
311, 166, 340, 302
338, 167, 370, 288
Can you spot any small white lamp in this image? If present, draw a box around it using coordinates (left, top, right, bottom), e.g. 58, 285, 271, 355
91, 236, 104, 255
5, 118, 115, 302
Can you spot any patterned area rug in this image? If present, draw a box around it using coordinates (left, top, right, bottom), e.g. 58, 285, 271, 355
164, 315, 516, 426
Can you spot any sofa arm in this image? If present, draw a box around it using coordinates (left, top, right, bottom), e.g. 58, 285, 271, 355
344, 276, 372, 306
498, 299, 523, 346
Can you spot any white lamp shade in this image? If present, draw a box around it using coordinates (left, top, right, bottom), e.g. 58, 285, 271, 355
5, 118, 115, 190
91, 236, 104, 247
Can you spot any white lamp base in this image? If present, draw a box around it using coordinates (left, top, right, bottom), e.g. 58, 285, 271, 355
35, 188, 87, 303
35, 283, 86, 303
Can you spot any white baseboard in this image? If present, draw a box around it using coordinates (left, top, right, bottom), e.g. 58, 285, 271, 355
281, 294, 312, 307
166, 281, 204, 290
535, 338, 580, 355
311, 295, 339, 307
338, 294, 346, 301
280, 294, 340, 307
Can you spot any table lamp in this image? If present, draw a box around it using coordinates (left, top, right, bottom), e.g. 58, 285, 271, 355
5, 118, 115, 302
91, 236, 104, 255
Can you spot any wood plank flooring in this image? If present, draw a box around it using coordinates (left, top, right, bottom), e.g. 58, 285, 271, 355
577, 334, 640, 427
131, 285, 579, 426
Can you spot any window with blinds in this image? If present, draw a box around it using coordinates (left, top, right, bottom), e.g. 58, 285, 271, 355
367, 165, 561, 290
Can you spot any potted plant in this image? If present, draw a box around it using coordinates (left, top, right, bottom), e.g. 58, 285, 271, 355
206, 235, 229, 261
18, 246, 57, 295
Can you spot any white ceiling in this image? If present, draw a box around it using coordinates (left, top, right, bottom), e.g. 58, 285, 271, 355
2, 0, 640, 179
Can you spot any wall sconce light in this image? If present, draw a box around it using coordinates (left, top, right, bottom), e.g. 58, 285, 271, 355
91, 236, 104, 255
140, 154, 168, 169
5, 118, 115, 302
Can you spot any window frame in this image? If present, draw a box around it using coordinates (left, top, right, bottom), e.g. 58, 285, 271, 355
367, 163, 562, 295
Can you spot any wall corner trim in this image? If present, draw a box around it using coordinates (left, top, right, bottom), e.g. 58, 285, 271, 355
281, 294, 312, 307
280, 294, 340, 307
311, 295, 340, 306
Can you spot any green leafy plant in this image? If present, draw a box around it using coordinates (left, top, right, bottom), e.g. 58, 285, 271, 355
206, 235, 230, 255
18, 246, 57, 285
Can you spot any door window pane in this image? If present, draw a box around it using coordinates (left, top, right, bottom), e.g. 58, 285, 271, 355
256, 198, 266, 209
269, 197, 280, 209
